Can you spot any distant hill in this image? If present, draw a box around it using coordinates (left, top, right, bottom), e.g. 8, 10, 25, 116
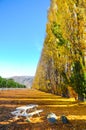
10, 76, 34, 88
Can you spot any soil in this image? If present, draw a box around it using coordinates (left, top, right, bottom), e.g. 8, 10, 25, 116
0, 89, 86, 130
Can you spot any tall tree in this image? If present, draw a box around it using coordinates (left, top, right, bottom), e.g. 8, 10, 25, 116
32, 0, 86, 100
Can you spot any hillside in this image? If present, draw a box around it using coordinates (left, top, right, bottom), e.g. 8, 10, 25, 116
11, 76, 34, 88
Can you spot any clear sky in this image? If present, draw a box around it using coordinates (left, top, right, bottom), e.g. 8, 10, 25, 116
0, 0, 50, 78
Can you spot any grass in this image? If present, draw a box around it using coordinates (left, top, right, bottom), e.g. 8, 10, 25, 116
0, 89, 86, 130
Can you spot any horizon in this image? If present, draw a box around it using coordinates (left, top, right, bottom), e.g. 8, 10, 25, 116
0, 75, 34, 79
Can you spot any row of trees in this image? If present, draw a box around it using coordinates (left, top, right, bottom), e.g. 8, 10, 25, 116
32, 0, 86, 101
0, 76, 26, 88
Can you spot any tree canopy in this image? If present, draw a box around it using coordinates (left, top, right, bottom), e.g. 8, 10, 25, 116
0, 76, 26, 89
32, 0, 86, 101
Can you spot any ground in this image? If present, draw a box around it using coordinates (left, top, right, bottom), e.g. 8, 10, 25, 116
0, 89, 86, 130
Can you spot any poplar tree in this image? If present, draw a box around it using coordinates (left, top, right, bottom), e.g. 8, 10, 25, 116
32, 0, 86, 100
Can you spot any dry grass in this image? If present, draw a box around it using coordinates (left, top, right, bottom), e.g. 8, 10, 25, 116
0, 89, 86, 130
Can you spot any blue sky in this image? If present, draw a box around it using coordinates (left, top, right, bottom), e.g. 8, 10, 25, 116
0, 0, 50, 78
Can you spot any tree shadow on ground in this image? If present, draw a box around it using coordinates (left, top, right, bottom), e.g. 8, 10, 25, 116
0, 99, 78, 106
0, 106, 86, 130
0, 117, 86, 130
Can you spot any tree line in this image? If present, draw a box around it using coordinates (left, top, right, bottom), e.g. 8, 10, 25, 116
0, 76, 26, 88
32, 0, 86, 101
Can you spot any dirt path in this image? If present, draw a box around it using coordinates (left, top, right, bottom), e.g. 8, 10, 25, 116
0, 89, 86, 130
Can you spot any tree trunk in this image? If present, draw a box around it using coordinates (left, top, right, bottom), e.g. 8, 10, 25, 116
78, 95, 84, 102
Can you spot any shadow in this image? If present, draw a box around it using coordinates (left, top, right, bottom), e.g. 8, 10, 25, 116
0, 105, 86, 130
0, 89, 86, 130
0, 99, 77, 106
0, 96, 62, 99
0, 115, 86, 130
0, 89, 65, 99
